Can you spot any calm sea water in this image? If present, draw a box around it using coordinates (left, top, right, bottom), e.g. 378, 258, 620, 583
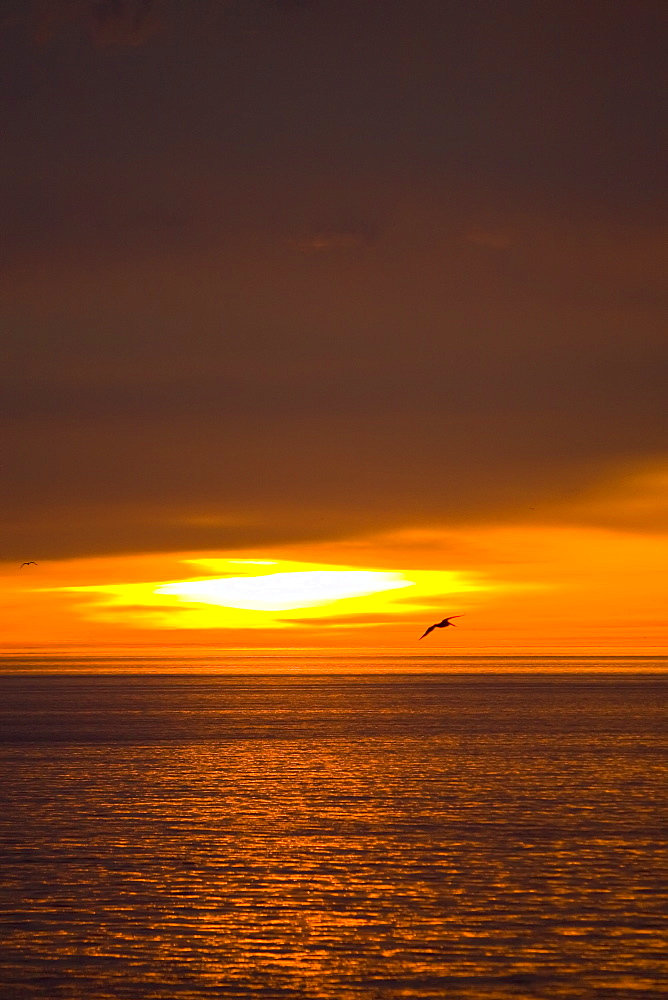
1, 668, 666, 999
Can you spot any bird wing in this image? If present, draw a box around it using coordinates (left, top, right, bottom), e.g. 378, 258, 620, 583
443, 615, 463, 622
419, 623, 438, 639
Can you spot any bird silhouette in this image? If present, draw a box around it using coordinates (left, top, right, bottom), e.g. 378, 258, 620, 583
419, 615, 463, 639
20, 561, 37, 568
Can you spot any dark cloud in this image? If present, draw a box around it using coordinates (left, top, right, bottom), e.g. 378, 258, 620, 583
26, 0, 316, 48
0, 1, 666, 559
31, 0, 163, 46
91, 0, 162, 46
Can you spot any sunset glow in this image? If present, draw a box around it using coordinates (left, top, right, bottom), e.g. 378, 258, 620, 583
2, 509, 667, 655
0, 2, 665, 667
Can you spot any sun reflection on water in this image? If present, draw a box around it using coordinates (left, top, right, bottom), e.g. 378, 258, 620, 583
1, 674, 666, 998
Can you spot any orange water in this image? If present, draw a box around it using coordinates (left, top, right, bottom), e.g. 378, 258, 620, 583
1, 671, 666, 999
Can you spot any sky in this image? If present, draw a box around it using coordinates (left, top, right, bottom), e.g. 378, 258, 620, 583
1, 0, 666, 656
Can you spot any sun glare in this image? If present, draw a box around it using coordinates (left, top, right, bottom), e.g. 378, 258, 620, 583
155, 570, 414, 612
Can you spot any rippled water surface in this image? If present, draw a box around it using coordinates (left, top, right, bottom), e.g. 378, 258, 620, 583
1, 671, 666, 999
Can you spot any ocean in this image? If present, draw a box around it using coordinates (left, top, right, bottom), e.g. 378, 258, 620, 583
1, 664, 666, 999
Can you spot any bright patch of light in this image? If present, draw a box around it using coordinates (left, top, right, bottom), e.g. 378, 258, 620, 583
156, 570, 414, 612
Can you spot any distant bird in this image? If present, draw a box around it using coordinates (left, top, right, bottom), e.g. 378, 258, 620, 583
419, 615, 463, 640
20, 561, 37, 568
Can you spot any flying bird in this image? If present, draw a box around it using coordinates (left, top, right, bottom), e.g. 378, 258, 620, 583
20, 561, 37, 568
419, 615, 463, 640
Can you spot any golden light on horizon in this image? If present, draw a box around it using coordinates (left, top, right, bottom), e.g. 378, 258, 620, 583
50, 557, 482, 633
1, 518, 666, 655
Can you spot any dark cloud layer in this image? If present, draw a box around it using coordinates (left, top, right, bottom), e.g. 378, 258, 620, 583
31, 0, 163, 47
1, 1, 666, 559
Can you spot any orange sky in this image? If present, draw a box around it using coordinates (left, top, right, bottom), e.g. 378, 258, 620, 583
1, 3, 666, 662
3, 464, 667, 655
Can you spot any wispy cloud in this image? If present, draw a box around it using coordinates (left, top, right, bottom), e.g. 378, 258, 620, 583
292, 230, 372, 253
32, 0, 163, 46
